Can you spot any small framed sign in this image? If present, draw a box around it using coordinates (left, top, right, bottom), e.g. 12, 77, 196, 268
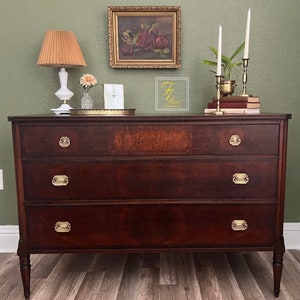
104, 84, 125, 109
155, 77, 189, 111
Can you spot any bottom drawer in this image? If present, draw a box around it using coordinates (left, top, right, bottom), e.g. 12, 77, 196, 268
26, 203, 276, 250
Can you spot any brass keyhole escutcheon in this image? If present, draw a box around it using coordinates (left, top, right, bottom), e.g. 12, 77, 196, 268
59, 136, 71, 148
229, 135, 241, 146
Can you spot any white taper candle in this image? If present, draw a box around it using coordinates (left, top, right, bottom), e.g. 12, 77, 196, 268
217, 24, 222, 76
244, 8, 251, 59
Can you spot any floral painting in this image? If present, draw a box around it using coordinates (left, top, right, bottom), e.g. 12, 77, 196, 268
108, 6, 181, 69
118, 16, 172, 60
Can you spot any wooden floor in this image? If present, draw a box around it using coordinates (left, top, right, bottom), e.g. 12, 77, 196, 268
1, 250, 300, 300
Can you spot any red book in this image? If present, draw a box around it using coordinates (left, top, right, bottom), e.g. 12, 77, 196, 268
207, 101, 260, 109
212, 96, 260, 103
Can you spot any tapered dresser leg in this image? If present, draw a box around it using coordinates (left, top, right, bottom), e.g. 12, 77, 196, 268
19, 255, 31, 298
273, 237, 285, 297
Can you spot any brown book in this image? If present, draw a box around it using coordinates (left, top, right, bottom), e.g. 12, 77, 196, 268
212, 96, 260, 103
207, 101, 260, 109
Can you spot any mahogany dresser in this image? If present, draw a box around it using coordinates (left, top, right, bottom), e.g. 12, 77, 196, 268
8, 113, 291, 298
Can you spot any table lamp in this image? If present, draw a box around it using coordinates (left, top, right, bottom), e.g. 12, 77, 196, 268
37, 30, 87, 114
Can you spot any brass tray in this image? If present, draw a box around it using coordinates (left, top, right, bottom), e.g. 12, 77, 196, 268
70, 109, 135, 116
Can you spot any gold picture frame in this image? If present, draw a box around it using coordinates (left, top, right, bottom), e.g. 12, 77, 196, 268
108, 6, 181, 69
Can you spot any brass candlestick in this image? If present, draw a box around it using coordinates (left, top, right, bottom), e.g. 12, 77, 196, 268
211, 75, 225, 115
239, 58, 251, 97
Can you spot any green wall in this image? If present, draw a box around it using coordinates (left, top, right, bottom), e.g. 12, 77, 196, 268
0, 0, 299, 224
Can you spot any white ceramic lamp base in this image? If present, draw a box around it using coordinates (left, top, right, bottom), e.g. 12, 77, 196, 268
51, 103, 73, 115
52, 68, 74, 114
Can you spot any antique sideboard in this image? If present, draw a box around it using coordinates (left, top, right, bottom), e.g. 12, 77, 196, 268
8, 113, 291, 298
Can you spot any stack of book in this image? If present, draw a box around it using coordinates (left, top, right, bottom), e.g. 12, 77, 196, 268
204, 96, 260, 114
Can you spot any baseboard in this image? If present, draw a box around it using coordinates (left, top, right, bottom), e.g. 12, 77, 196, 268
1, 223, 300, 253
283, 223, 300, 250
0, 225, 19, 253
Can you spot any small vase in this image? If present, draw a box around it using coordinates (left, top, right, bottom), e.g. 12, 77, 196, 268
81, 91, 93, 109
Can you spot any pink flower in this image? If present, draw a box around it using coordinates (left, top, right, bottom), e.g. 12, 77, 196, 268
80, 74, 97, 92
136, 30, 155, 51
121, 42, 133, 56
155, 35, 169, 50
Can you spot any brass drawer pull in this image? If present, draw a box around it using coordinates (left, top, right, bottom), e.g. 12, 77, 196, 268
231, 220, 248, 231
232, 173, 249, 185
229, 134, 241, 146
59, 136, 71, 148
54, 221, 71, 233
52, 175, 69, 186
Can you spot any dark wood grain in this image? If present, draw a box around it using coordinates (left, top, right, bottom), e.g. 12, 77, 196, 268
8, 113, 291, 298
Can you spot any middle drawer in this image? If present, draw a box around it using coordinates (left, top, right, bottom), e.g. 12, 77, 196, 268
23, 158, 277, 200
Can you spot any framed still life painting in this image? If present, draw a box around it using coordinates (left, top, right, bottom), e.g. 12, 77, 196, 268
108, 6, 181, 69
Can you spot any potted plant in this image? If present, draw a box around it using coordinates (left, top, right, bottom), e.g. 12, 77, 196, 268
202, 42, 245, 96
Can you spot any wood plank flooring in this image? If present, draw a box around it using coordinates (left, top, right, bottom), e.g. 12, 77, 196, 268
1, 250, 300, 300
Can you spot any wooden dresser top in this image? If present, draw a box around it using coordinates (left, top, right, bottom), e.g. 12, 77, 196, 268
8, 113, 292, 123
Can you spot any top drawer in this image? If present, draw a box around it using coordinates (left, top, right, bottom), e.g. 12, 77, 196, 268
191, 124, 279, 155
20, 124, 279, 156
20, 125, 110, 157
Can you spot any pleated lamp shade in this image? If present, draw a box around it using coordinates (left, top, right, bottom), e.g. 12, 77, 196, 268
37, 30, 87, 68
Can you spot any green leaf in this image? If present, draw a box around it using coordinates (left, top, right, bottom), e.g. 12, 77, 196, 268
221, 55, 231, 65
203, 42, 244, 80
123, 31, 131, 40
209, 45, 218, 57
132, 34, 138, 45
230, 42, 245, 60
202, 60, 217, 66
231, 62, 242, 68
152, 49, 161, 53
162, 48, 171, 54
